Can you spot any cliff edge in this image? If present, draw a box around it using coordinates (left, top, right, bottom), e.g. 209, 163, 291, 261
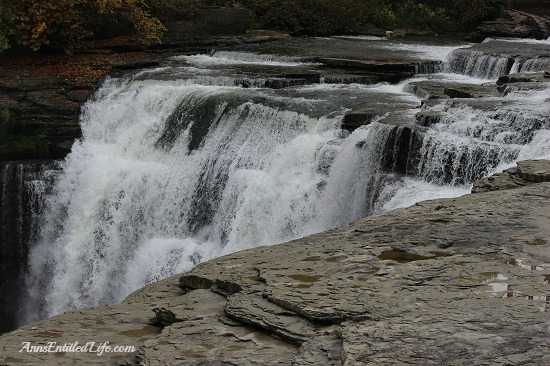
1, 160, 549, 365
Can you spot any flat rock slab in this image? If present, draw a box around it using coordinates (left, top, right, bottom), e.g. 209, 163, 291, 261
473, 159, 550, 192
404, 80, 501, 100
1, 173, 549, 365
517, 159, 550, 182
461, 38, 550, 60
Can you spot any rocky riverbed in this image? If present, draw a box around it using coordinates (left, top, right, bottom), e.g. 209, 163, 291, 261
1, 160, 549, 365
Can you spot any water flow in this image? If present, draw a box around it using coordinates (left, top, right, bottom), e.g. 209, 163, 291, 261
415, 88, 550, 184
0, 161, 55, 332
25, 73, 401, 321
21, 37, 550, 325
445, 49, 513, 79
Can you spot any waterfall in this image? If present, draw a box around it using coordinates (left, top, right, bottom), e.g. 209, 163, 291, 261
519, 58, 550, 72
18, 38, 550, 326
415, 91, 550, 184
0, 161, 56, 332
445, 48, 514, 79
24, 73, 406, 321
414, 61, 443, 74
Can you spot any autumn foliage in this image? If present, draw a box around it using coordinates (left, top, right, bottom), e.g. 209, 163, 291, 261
0, 0, 165, 52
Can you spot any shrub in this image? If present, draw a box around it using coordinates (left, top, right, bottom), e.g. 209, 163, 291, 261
243, 0, 503, 35
0, 0, 165, 53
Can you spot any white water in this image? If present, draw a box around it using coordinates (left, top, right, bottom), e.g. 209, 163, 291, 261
173, 51, 314, 67
23, 37, 550, 323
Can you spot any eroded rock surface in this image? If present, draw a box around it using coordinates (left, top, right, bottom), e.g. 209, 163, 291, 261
1, 169, 549, 365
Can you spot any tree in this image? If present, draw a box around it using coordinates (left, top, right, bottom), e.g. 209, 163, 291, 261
0, 0, 165, 53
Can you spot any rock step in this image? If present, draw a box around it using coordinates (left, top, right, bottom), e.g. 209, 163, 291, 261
235, 78, 308, 89
322, 74, 379, 85
404, 80, 502, 100
315, 58, 418, 83
472, 159, 550, 193
415, 110, 444, 127
517, 159, 550, 182
497, 71, 547, 84
341, 109, 379, 131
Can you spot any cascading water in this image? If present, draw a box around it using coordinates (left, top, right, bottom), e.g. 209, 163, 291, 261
24, 71, 410, 322
0, 161, 56, 332
19, 37, 550, 326
415, 93, 550, 184
445, 49, 514, 79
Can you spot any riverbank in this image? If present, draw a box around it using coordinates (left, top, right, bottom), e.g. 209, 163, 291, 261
1, 160, 549, 365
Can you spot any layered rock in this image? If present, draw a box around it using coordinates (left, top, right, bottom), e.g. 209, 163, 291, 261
472, 159, 550, 192
1, 163, 549, 365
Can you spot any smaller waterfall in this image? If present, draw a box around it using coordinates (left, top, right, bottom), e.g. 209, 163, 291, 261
414, 61, 444, 74
445, 49, 514, 79
518, 58, 550, 72
0, 161, 57, 333
414, 93, 550, 184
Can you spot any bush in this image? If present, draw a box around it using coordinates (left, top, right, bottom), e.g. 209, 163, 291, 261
242, 0, 503, 35
0, 0, 165, 53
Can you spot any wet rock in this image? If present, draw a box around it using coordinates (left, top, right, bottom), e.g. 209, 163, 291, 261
323, 74, 379, 85
316, 58, 416, 83
444, 87, 474, 98
262, 78, 308, 89
341, 109, 379, 131
414, 60, 443, 74
403, 81, 446, 100
415, 111, 443, 127
268, 72, 321, 85
497, 71, 546, 84
0, 161, 58, 334
405, 81, 500, 100
376, 112, 425, 175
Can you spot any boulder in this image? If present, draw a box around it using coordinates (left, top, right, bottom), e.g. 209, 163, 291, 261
475, 9, 550, 39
